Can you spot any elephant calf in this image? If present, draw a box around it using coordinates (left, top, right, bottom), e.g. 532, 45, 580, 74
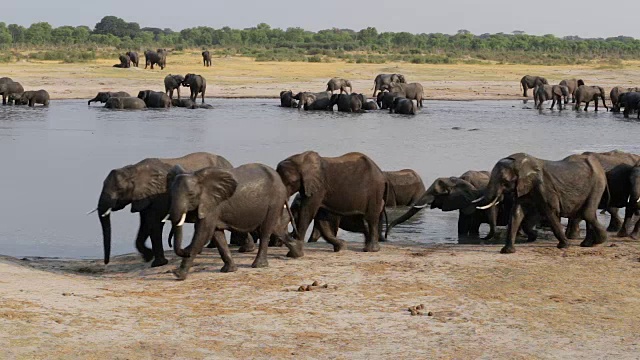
390, 98, 417, 115
326, 78, 352, 94
88, 91, 131, 105
16, 90, 50, 107
534, 85, 568, 110
574, 85, 608, 111
104, 97, 147, 109
138, 90, 171, 108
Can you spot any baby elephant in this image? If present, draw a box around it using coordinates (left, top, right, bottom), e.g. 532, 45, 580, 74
138, 90, 171, 108
88, 91, 131, 105
16, 90, 50, 107
390, 97, 417, 115
104, 97, 147, 109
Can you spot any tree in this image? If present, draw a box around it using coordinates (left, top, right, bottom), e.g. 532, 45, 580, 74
94, 16, 138, 38
0, 23, 12, 47
51, 26, 75, 45
25, 22, 53, 45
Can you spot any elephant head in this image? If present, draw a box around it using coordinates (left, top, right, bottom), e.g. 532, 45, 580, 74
344, 80, 353, 93
169, 167, 238, 257
297, 93, 316, 109
182, 74, 197, 87
558, 85, 569, 98
276, 151, 324, 197
393, 74, 406, 83
137, 90, 152, 101
88, 92, 113, 105
475, 153, 540, 209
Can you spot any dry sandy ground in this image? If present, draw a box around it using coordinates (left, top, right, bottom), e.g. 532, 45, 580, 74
1, 235, 640, 359
1, 54, 640, 101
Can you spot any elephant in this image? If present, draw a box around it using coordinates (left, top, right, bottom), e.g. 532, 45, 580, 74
183, 74, 206, 103
326, 78, 352, 94
574, 85, 608, 111
126, 51, 139, 67
104, 97, 147, 109
378, 92, 403, 110
473, 153, 608, 253
144, 49, 166, 70
618, 92, 640, 119
330, 93, 364, 112
164, 74, 185, 100
276, 151, 387, 256
520, 75, 548, 97
389, 97, 417, 115
94, 152, 233, 267
354, 94, 377, 110
171, 98, 196, 108
373, 74, 406, 96
534, 84, 569, 110
137, 90, 171, 108
382, 82, 424, 107
294, 91, 332, 111
0, 77, 24, 105
279, 90, 298, 108
117, 54, 130, 68
168, 163, 294, 280
88, 91, 131, 105
16, 90, 50, 107
202, 51, 212, 67
610, 87, 640, 112
624, 166, 640, 239
558, 79, 584, 104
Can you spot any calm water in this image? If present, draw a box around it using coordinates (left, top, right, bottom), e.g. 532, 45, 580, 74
0, 99, 638, 259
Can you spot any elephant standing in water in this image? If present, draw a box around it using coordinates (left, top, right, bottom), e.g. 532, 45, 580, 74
373, 74, 406, 96
355, 94, 378, 110
202, 51, 212, 67
558, 79, 584, 104
520, 75, 548, 97
377, 92, 403, 110
383, 82, 424, 107
16, 90, 50, 107
94, 152, 233, 267
138, 90, 171, 108
0, 77, 24, 105
389, 97, 417, 115
276, 151, 387, 256
574, 85, 608, 111
88, 91, 131, 105
534, 85, 569, 110
326, 78, 352, 94
126, 51, 139, 67
104, 97, 147, 109
618, 92, 640, 118
473, 153, 608, 253
610, 87, 640, 112
183, 74, 206, 103
330, 93, 364, 112
164, 74, 185, 100
279, 90, 298, 108
294, 91, 332, 111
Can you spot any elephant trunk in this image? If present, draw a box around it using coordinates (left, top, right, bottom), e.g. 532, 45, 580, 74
88, 97, 97, 105
98, 193, 116, 264
171, 199, 189, 257
385, 194, 434, 238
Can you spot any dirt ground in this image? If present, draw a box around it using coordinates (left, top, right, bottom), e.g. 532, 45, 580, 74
1, 235, 640, 359
1, 54, 640, 101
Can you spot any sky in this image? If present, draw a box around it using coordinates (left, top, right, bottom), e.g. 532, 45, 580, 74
3, 0, 640, 39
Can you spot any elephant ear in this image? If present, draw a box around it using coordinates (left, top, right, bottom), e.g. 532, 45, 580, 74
441, 178, 478, 213
167, 165, 188, 191
195, 168, 238, 219
297, 152, 323, 198
513, 155, 541, 197
130, 161, 170, 212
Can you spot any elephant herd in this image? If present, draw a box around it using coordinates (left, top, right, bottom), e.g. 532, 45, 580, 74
92, 147, 640, 280
0, 77, 49, 107
280, 73, 425, 115
113, 50, 167, 70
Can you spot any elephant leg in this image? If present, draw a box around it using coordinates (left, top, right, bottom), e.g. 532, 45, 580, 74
212, 230, 237, 272
617, 206, 633, 237
483, 208, 497, 240
315, 218, 346, 252
566, 218, 581, 239
363, 210, 382, 253
521, 211, 538, 242
149, 217, 168, 267
237, 232, 256, 253
607, 207, 623, 232
502, 204, 525, 253
287, 197, 322, 258
135, 214, 153, 262
174, 221, 214, 280
542, 209, 570, 249
523, 85, 527, 97
307, 226, 321, 242
594, 98, 599, 111
584, 101, 590, 111
549, 98, 555, 110
630, 216, 640, 239
581, 209, 607, 247
201, 90, 205, 104
457, 213, 471, 237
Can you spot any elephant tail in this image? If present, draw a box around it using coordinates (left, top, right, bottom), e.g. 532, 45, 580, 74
168, 227, 174, 248
284, 201, 299, 239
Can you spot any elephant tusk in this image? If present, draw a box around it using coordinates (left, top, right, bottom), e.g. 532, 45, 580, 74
477, 197, 499, 210
637, 197, 640, 203
86, 208, 98, 215
177, 213, 186, 227
471, 196, 485, 204
412, 203, 430, 209
161, 214, 170, 223
101, 208, 112, 217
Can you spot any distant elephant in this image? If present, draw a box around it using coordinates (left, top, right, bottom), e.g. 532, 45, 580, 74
17, 90, 50, 107
520, 75, 548, 97
574, 85, 608, 111
534, 84, 569, 110
126, 51, 139, 67
326, 78, 352, 94
118, 54, 130, 68
279, 90, 298, 108
330, 93, 364, 112
164, 74, 185, 100
383, 82, 424, 107
558, 79, 584, 104
276, 151, 387, 256
474, 153, 608, 253
183, 74, 206, 103
389, 97, 417, 115
610, 87, 640, 112
294, 91, 332, 111
373, 73, 406, 96
104, 97, 147, 109
88, 91, 131, 105
138, 90, 171, 108
95, 152, 233, 267
618, 91, 640, 118
144, 49, 166, 70
202, 51, 212, 67
378, 92, 402, 110
0, 77, 24, 105
171, 98, 196, 108
169, 163, 294, 280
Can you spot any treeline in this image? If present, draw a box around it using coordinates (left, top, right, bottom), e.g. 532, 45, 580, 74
1, 16, 639, 64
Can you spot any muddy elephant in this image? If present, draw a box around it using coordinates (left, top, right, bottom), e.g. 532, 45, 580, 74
373, 74, 406, 96
0, 77, 24, 105
534, 84, 569, 110
144, 49, 166, 70
16, 90, 50, 107
183, 74, 206, 103
520, 75, 548, 97
383, 82, 424, 107
558, 79, 584, 104
326, 78, 352, 94
574, 85, 608, 111
169, 163, 294, 280
389, 97, 417, 115
138, 90, 171, 108
88, 91, 131, 105
93, 152, 233, 267
618, 92, 640, 118
294, 91, 332, 111
164, 74, 185, 100
330, 93, 364, 112
279, 90, 298, 108
104, 97, 147, 109
276, 151, 387, 256
474, 153, 608, 253
610, 87, 640, 112
202, 51, 212, 67
126, 51, 139, 67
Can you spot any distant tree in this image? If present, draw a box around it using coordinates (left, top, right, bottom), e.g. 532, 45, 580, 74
51, 26, 75, 45
25, 22, 53, 45
512, 30, 525, 35
94, 16, 139, 38
8, 24, 25, 43
0, 22, 12, 47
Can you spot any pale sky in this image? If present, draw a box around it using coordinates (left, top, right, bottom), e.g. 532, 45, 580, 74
3, 0, 640, 38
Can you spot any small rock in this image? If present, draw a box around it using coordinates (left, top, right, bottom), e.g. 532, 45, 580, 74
62, 292, 73, 296
298, 286, 305, 292
609, 244, 618, 247
416, 304, 425, 310
410, 309, 418, 316
305, 285, 312, 291
312, 281, 319, 287
322, 284, 328, 289
427, 312, 434, 316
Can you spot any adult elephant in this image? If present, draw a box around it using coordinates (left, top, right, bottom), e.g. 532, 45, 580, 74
625, 167, 640, 239
164, 74, 185, 100
389, 98, 417, 115
558, 79, 584, 104
169, 163, 294, 280
330, 93, 364, 112
279, 90, 298, 108
383, 82, 424, 107
610, 87, 640, 112
373, 74, 406, 96
294, 91, 332, 111
88, 91, 131, 105
104, 97, 146, 109
574, 85, 608, 111
94, 152, 232, 267
326, 78, 352, 94
144, 50, 166, 70
276, 151, 387, 256
618, 92, 640, 118
377, 92, 402, 110
202, 51, 212, 67
520, 75, 548, 97
534, 84, 569, 110
183, 74, 206, 103
0, 77, 24, 105
473, 153, 608, 253
16, 90, 50, 107
126, 51, 139, 67
138, 90, 171, 108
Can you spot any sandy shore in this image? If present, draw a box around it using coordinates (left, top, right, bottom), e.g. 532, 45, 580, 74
2, 235, 640, 359
1, 54, 640, 101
